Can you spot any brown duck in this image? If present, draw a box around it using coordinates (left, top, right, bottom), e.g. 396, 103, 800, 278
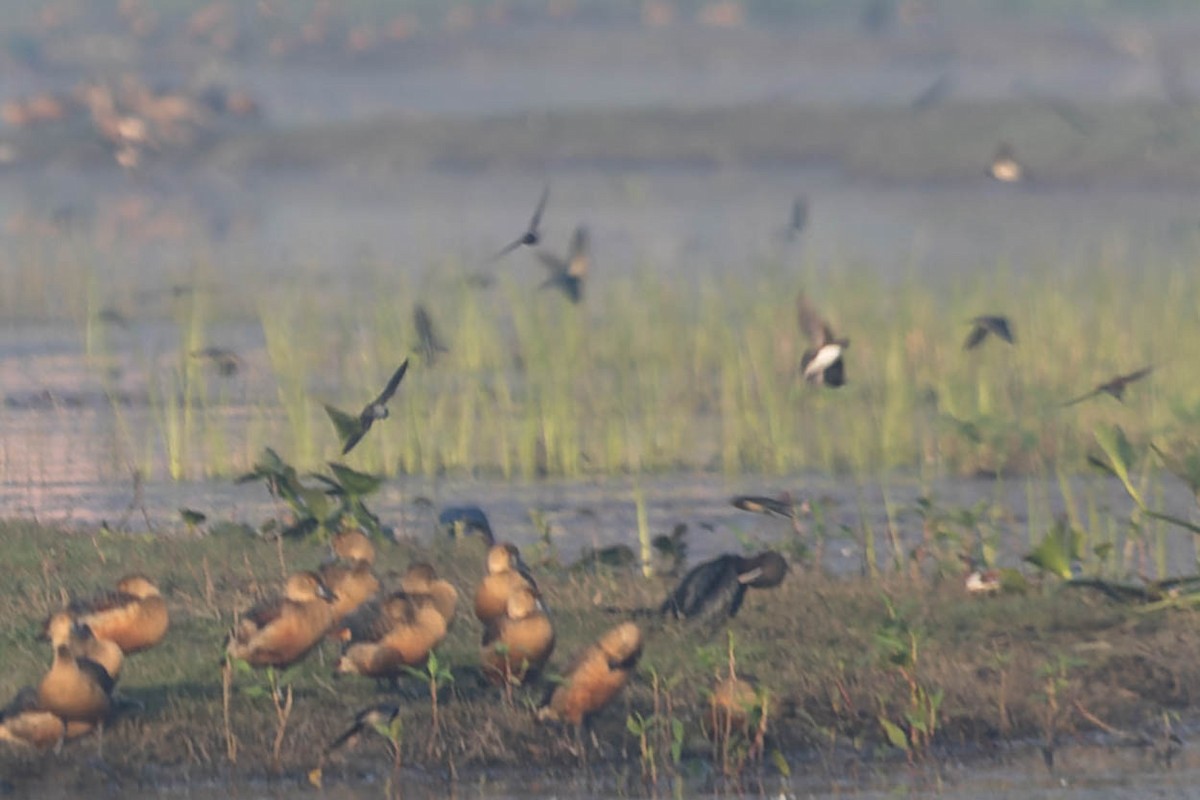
43, 612, 123, 682
537, 622, 642, 727
37, 644, 113, 725
473, 543, 538, 627
68, 574, 169, 654
481, 585, 555, 686
335, 593, 448, 678
226, 571, 337, 668
399, 562, 459, 628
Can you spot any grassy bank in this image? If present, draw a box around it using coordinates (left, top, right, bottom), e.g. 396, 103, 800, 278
0, 518, 1197, 796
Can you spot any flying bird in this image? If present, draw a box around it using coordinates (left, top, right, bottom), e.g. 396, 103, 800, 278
413, 304, 449, 366
325, 704, 400, 754
988, 143, 1024, 183
490, 184, 550, 262
796, 292, 848, 387
537, 225, 589, 303
324, 360, 410, 455
1061, 366, 1154, 407
963, 315, 1015, 350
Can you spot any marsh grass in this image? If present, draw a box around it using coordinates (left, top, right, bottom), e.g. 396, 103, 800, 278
3, 517, 1200, 793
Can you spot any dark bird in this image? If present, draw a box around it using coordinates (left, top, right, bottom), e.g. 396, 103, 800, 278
1062, 366, 1155, 407
988, 143, 1023, 183
797, 292, 848, 387
438, 505, 495, 545
660, 551, 788, 626
537, 622, 642, 727
785, 195, 808, 241
537, 225, 589, 303
963, 315, 1015, 350
413, 304, 449, 366
491, 184, 550, 262
324, 359, 410, 455
325, 703, 399, 754
731, 494, 808, 519
191, 347, 241, 376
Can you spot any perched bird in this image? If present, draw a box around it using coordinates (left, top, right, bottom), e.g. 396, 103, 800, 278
226, 571, 337, 669
413, 304, 449, 366
660, 551, 789, 626
325, 703, 400, 754
491, 184, 550, 262
1062, 366, 1154, 407
42, 614, 123, 682
438, 505, 495, 545
0, 686, 66, 751
191, 347, 241, 376
537, 622, 642, 727
536, 225, 589, 303
963, 315, 1015, 350
37, 644, 113, 725
398, 562, 459, 628
324, 359, 410, 455
335, 593, 448, 678
481, 586, 555, 686
474, 543, 539, 627
796, 292, 849, 387
988, 143, 1023, 183
67, 574, 169, 655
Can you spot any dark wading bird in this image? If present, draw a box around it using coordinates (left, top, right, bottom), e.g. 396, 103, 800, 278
963, 315, 1015, 350
659, 551, 789, 626
325, 703, 399, 754
413, 304, 449, 366
537, 225, 589, 303
490, 184, 550, 262
785, 195, 808, 241
988, 143, 1024, 183
1061, 366, 1154, 407
797, 292, 849, 387
324, 359, 410, 455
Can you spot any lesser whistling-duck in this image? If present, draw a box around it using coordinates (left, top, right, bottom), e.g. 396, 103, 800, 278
42, 612, 123, 681
398, 562, 459, 627
37, 644, 113, 725
537, 622, 642, 727
481, 585, 555, 686
226, 571, 337, 668
335, 593, 448, 678
0, 686, 65, 751
660, 551, 788, 626
474, 543, 538, 626
68, 574, 169, 654
707, 675, 760, 738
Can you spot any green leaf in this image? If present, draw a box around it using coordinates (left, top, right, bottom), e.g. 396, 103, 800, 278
770, 749, 792, 777
328, 463, 384, 496
626, 714, 644, 736
1093, 425, 1143, 508
1024, 521, 1082, 579
879, 717, 909, 751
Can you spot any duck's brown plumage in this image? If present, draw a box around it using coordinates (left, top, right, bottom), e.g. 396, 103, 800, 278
399, 562, 459, 627
481, 586, 555, 686
329, 528, 376, 564
68, 574, 169, 654
37, 645, 113, 725
538, 622, 642, 726
319, 559, 381, 626
707, 676, 759, 737
43, 613, 123, 682
474, 543, 537, 626
0, 687, 65, 751
226, 571, 337, 669
335, 594, 448, 678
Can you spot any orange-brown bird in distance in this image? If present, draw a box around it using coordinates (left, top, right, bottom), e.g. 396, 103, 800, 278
797, 292, 848, 387
398, 562, 459, 628
537, 622, 642, 727
1061, 366, 1154, 407
480, 585, 555, 686
963, 315, 1014, 350
988, 143, 1023, 183
335, 593, 448, 678
66, 574, 169, 655
226, 571, 337, 669
474, 543, 539, 627
537, 225, 589, 303
491, 183, 549, 262
0, 686, 66, 751
41, 614, 123, 682
324, 359, 410, 455
37, 644, 113, 726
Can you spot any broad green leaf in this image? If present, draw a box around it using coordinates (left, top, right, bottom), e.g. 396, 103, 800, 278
879, 718, 909, 751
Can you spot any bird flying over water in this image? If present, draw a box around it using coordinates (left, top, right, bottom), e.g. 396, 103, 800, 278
1061, 366, 1154, 407
324, 360, 410, 455
797, 292, 848, 387
537, 225, 589, 303
490, 184, 549, 262
963, 315, 1014, 350
413, 304, 449, 366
